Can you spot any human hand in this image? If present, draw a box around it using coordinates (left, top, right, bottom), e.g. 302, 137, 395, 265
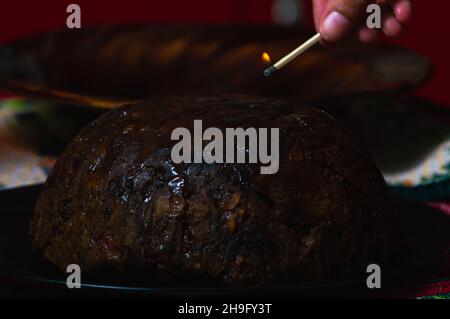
312, 0, 412, 44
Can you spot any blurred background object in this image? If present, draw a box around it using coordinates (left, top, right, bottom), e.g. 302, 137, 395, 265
271, 0, 302, 25
0, 0, 448, 106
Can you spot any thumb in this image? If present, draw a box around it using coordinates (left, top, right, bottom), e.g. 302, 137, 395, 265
320, 0, 370, 43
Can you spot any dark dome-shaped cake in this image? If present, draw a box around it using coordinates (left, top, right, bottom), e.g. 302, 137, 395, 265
30, 96, 395, 285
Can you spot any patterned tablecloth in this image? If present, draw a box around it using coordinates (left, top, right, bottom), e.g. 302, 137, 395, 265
0, 98, 448, 299
0, 105, 51, 190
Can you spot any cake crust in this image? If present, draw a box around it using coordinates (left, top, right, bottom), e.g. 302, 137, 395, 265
30, 96, 393, 285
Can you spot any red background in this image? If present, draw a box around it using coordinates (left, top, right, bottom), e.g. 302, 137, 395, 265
0, 0, 448, 105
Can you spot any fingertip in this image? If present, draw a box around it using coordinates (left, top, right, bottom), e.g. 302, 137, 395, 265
394, 0, 412, 24
383, 15, 403, 38
320, 11, 352, 43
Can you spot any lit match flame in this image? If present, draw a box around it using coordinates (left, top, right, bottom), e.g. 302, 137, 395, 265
261, 52, 271, 64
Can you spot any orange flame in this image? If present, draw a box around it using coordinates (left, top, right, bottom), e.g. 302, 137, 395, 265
261, 52, 271, 64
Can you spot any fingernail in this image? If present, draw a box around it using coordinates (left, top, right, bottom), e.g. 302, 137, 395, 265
321, 11, 351, 42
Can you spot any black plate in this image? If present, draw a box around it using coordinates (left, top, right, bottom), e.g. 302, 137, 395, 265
0, 185, 449, 298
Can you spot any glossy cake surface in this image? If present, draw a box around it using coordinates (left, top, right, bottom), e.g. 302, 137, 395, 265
30, 96, 394, 285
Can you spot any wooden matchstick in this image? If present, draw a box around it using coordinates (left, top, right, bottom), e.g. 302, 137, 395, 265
264, 33, 322, 77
